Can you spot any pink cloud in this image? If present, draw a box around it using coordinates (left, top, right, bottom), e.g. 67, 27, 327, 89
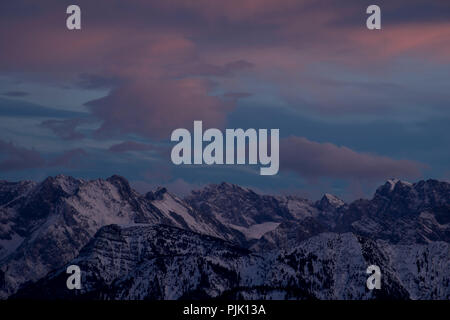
348, 23, 450, 62
87, 77, 234, 139
1, 0, 449, 139
280, 136, 425, 181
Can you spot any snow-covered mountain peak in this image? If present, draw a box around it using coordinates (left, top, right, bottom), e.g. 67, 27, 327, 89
375, 178, 413, 196
105, 174, 138, 198
201, 182, 250, 195
322, 193, 345, 207
37, 175, 82, 196
154, 186, 168, 198
386, 178, 412, 191
146, 186, 174, 201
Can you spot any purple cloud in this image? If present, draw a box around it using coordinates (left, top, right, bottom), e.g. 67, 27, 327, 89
0, 140, 45, 171
0, 140, 87, 171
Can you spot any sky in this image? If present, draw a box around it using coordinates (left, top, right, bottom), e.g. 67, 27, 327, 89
0, 0, 449, 201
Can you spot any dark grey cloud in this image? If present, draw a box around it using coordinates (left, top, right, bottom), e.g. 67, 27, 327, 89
108, 141, 154, 153
169, 60, 254, 78
2, 91, 29, 97
0, 98, 85, 118
40, 118, 87, 140
76, 73, 124, 90
48, 148, 88, 167
224, 92, 252, 100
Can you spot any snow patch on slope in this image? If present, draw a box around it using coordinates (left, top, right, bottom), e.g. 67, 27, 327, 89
230, 222, 281, 240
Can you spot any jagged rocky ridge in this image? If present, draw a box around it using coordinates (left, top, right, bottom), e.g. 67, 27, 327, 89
1, 176, 449, 299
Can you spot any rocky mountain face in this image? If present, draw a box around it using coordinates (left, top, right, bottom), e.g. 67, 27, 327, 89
185, 182, 319, 243
1, 176, 449, 300
335, 179, 450, 244
12, 226, 449, 300
0, 175, 237, 298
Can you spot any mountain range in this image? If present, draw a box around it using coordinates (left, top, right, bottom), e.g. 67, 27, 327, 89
0, 175, 448, 299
